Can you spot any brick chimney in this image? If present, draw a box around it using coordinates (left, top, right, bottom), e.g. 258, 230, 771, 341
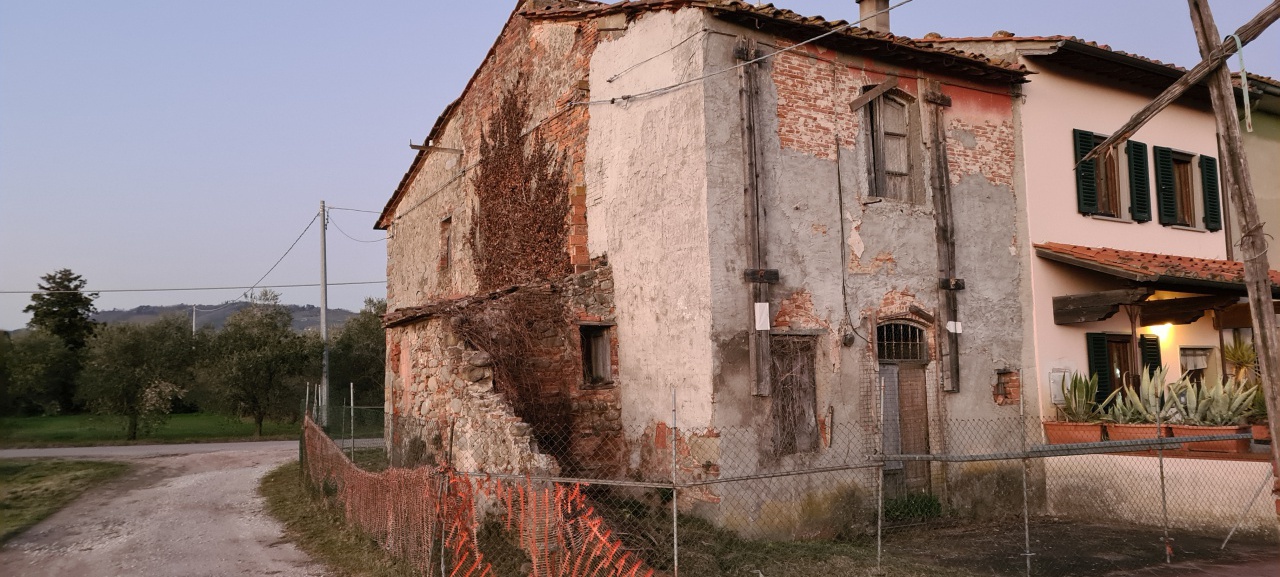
857, 0, 890, 34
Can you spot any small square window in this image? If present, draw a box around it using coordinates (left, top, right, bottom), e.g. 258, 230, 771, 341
1180, 347, 1212, 386
580, 325, 613, 387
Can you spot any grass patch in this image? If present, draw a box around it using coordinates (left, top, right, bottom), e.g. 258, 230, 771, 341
0, 458, 130, 543
260, 461, 414, 577
0, 413, 299, 448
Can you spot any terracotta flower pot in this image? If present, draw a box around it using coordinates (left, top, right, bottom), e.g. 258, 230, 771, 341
1251, 424, 1271, 443
1105, 423, 1176, 449
1168, 424, 1250, 453
1043, 421, 1104, 444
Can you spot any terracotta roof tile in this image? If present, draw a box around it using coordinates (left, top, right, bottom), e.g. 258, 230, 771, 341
920, 34, 1190, 73
1034, 242, 1280, 288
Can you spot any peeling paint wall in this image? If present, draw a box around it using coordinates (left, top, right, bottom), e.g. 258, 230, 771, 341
697, 15, 1031, 522
585, 9, 715, 428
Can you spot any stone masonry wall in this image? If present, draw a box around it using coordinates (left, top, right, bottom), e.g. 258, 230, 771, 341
386, 264, 621, 477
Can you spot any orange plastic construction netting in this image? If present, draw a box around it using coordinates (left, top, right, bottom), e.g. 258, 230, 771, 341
302, 418, 655, 577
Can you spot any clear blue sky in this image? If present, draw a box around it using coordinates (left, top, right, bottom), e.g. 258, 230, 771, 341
2, 1, 1276, 331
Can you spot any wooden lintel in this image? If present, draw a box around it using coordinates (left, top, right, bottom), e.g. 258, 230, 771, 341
848, 76, 899, 112
1052, 288, 1155, 325
1138, 295, 1240, 327
1216, 301, 1280, 330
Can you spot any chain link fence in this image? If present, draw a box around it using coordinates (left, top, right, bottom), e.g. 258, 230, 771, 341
298, 400, 1278, 576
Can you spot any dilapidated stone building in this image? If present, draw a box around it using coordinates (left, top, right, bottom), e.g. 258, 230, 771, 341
377, 0, 1037, 535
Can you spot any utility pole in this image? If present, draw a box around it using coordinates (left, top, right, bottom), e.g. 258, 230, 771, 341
191, 305, 196, 336
319, 200, 331, 428
1187, 0, 1280, 521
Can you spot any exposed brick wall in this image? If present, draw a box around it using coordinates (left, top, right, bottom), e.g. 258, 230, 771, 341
385, 15, 600, 309
946, 118, 1015, 187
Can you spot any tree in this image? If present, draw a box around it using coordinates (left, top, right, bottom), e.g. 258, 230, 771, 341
0, 331, 11, 415
24, 269, 98, 351
7, 330, 78, 415
23, 269, 98, 412
201, 297, 313, 436
331, 298, 386, 406
77, 316, 195, 440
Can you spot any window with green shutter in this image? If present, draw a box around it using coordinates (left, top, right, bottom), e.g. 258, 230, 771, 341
1153, 146, 1177, 225
1200, 155, 1222, 231
1086, 332, 1113, 404
1074, 129, 1099, 215
1127, 140, 1151, 222
1139, 335, 1161, 374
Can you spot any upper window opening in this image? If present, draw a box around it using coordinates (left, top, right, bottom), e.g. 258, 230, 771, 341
438, 217, 453, 271
877, 322, 928, 363
866, 89, 918, 203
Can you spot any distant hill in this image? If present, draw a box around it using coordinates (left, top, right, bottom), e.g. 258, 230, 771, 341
91, 303, 358, 333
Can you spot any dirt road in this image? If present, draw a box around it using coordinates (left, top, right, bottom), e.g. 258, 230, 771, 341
0, 442, 325, 577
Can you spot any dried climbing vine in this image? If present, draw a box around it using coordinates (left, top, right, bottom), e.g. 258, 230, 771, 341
470, 76, 572, 292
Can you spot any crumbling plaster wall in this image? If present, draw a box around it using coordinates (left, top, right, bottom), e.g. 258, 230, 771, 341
585, 8, 715, 428
703, 17, 1030, 448
693, 17, 1032, 526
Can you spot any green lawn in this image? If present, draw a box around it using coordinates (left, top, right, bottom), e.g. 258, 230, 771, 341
0, 413, 300, 448
0, 458, 130, 542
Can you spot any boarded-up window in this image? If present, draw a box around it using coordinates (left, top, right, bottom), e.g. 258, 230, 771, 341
771, 336, 818, 456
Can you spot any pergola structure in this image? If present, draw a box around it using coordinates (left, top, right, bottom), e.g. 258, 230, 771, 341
1038, 242, 1280, 382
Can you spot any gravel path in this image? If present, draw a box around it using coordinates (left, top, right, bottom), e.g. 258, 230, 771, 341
0, 442, 325, 577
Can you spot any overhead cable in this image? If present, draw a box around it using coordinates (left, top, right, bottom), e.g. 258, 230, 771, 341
0, 281, 384, 295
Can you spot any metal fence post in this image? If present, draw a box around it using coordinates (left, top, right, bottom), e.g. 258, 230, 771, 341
671, 386, 679, 577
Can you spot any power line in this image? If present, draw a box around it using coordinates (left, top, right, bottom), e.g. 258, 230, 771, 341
328, 206, 382, 215
1, 281, 384, 295
389, 0, 917, 225
242, 210, 321, 300
574, 0, 918, 107
330, 212, 387, 243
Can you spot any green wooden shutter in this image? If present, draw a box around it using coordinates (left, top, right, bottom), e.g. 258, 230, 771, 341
1153, 146, 1177, 225
1139, 335, 1161, 374
1086, 333, 1111, 404
1127, 140, 1151, 222
1200, 155, 1222, 231
1074, 129, 1098, 215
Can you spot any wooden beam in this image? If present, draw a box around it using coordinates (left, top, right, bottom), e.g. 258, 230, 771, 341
1138, 295, 1239, 326
1078, 0, 1280, 165
848, 76, 899, 112
1189, 0, 1280, 521
1052, 288, 1154, 325
1216, 301, 1280, 330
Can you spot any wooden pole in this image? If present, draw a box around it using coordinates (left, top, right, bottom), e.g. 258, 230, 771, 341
1079, 1, 1280, 165
1188, 0, 1280, 522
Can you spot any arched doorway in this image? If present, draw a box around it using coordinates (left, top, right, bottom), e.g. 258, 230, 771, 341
878, 321, 931, 493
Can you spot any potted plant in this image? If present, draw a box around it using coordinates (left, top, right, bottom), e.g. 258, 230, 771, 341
1225, 338, 1270, 443
1045, 372, 1104, 444
1170, 376, 1257, 453
1103, 366, 1175, 443
1249, 390, 1270, 443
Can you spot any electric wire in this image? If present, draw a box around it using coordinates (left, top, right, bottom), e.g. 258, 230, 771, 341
1, 281, 384, 295
390, 0, 918, 225
328, 206, 382, 215
606, 28, 709, 83
573, 0, 918, 107
330, 213, 387, 243
241, 211, 321, 300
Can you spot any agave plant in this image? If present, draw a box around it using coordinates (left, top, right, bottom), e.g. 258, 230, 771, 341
1102, 366, 1176, 424
1222, 338, 1258, 383
1175, 376, 1258, 426
1060, 372, 1102, 423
